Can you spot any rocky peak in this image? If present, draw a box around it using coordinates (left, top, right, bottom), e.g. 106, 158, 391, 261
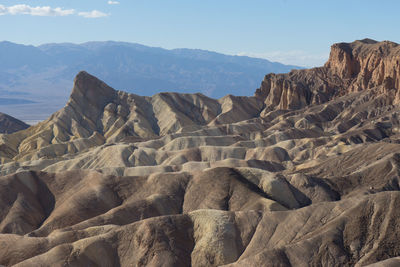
325, 42, 359, 79
256, 39, 400, 111
62, 71, 119, 136
325, 39, 400, 86
69, 71, 117, 110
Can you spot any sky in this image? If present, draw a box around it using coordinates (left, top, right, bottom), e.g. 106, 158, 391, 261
0, 0, 399, 67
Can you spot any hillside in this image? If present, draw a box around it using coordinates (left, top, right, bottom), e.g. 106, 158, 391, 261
1, 39, 400, 266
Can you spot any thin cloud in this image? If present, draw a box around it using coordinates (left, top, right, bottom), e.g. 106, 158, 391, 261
0, 4, 74, 16
107, 1, 120, 5
0, 4, 108, 18
78, 10, 108, 18
238, 50, 329, 67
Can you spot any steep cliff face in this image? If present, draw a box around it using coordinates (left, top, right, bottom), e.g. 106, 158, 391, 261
256, 39, 400, 110
326, 39, 400, 92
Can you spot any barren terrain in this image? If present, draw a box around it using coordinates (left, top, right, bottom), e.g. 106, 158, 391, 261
1, 39, 400, 266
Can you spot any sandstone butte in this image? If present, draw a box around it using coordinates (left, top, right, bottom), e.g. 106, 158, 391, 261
1, 39, 400, 266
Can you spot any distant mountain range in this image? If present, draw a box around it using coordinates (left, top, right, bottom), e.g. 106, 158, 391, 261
0, 41, 299, 122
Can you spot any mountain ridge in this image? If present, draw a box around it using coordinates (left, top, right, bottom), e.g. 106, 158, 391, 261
0, 40, 299, 97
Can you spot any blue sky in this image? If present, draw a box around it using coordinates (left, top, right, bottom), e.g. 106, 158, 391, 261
0, 0, 399, 67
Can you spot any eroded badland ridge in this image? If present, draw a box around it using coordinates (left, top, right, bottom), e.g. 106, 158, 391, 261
1, 39, 400, 266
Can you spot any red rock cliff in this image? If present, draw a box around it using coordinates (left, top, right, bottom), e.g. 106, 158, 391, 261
255, 39, 400, 110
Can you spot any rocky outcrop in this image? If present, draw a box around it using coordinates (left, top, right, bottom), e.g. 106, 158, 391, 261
326, 39, 400, 92
256, 39, 400, 110
0, 112, 29, 134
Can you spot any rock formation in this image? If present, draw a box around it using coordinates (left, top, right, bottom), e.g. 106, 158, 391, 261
255, 38, 400, 110
1, 39, 400, 266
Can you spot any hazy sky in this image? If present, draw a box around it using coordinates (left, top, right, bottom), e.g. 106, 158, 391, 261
0, 0, 399, 67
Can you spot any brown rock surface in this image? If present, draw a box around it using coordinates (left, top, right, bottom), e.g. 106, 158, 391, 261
2, 39, 400, 266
